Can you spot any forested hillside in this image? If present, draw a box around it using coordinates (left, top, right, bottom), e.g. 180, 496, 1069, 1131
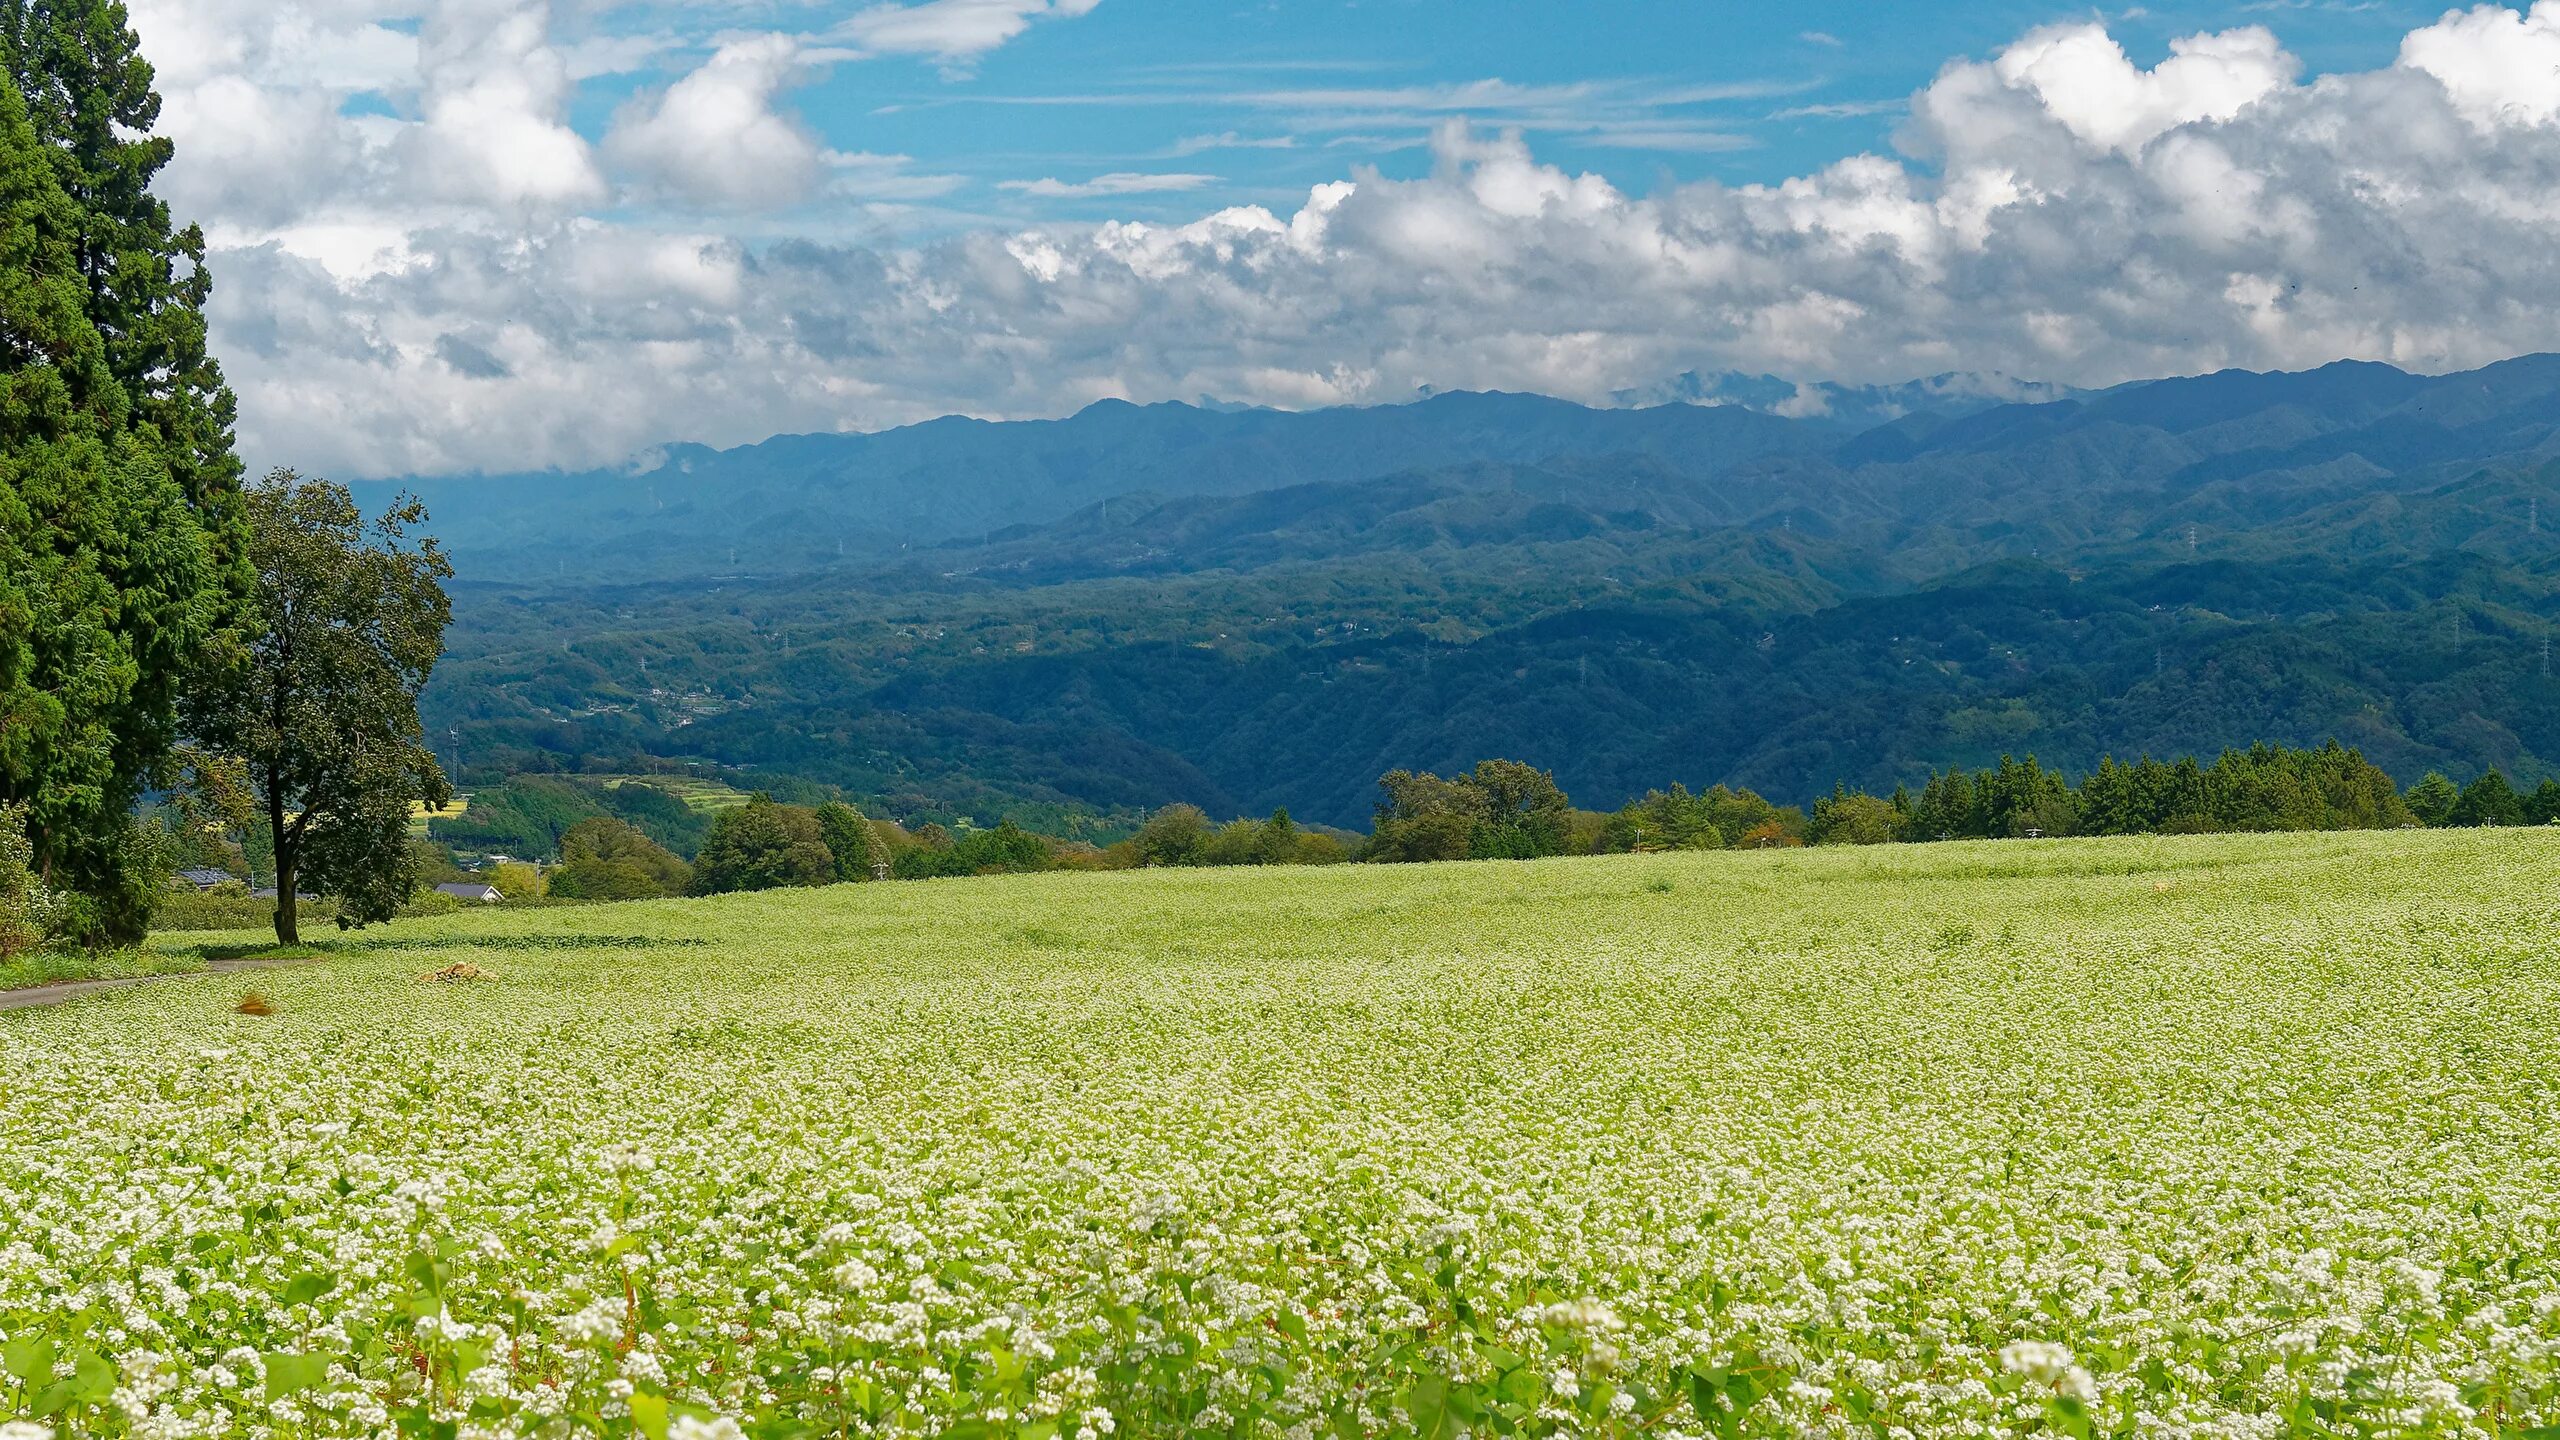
414, 356, 2560, 829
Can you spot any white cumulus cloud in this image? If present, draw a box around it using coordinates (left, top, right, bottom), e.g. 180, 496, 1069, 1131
403, 0, 606, 213
608, 35, 826, 209
120, 2, 2560, 480
2398, 0, 2560, 129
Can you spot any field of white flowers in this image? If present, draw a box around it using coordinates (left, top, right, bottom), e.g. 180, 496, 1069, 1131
4, 831, 2558, 1440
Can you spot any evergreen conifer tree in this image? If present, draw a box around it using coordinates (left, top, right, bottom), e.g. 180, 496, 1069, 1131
0, 70, 214, 942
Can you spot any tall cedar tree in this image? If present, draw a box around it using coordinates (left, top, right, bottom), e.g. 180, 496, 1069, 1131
0, 72, 214, 943
0, 0, 245, 536
191, 473, 452, 945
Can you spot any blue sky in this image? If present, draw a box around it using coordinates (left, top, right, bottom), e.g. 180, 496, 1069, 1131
589, 0, 2436, 230
129, 0, 2560, 476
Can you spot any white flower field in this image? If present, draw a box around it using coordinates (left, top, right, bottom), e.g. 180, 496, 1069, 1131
3, 831, 2558, 1439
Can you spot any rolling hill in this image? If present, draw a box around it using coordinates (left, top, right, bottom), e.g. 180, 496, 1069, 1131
406, 356, 2560, 830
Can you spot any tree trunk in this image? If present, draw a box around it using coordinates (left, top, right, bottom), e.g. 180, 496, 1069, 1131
267, 781, 299, 947
273, 853, 299, 947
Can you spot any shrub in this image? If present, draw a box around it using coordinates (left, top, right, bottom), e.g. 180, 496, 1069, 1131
0, 804, 64, 961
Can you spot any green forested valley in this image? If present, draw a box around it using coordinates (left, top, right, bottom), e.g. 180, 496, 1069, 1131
414, 357, 2560, 830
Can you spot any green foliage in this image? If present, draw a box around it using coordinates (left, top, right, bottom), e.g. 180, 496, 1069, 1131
1605, 783, 1805, 853
2072, 743, 2413, 836
1121, 805, 1349, 868
431, 777, 709, 861
1371, 760, 1573, 862
546, 817, 692, 901
1808, 787, 1904, 846
1130, 804, 1213, 866
2451, 770, 2524, 828
1203, 808, 1346, 866
2528, 779, 2560, 826
1826, 743, 2417, 844
2405, 772, 2462, 828
0, 70, 221, 945
1903, 756, 2081, 840
813, 801, 887, 883
485, 861, 543, 902
186, 473, 452, 943
893, 821, 1053, 879
0, 0, 245, 532
0, 800, 61, 959
688, 795, 833, 895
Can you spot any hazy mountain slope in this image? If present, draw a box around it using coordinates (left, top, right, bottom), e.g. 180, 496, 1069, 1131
371, 392, 1827, 582
413, 358, 2560, 828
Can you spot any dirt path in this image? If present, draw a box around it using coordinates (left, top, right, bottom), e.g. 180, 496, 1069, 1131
0, 955, 316, 1013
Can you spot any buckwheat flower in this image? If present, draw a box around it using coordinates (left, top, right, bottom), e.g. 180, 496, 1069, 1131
668, 1420, 747, 1440
1541, 1298, 1624, 1333
2055, 1365, 2099, 1404
0, 1422, 53, 1440
601, 1144, 655, 1175
1998, 1340, 2077, 1384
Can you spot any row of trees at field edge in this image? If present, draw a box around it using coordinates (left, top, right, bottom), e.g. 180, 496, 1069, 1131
620, 741, 2547, 899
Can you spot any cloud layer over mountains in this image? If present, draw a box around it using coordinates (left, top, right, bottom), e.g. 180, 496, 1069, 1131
134, 0, 2560, 477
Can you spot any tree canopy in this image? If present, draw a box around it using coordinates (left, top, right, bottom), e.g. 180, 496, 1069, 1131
689, 796, 834, 895
188, 473, 452, 943
0, 0, 244, 538
0, 69, 223, 943
548, 816, 692, 901
1370, 760, 1573, 863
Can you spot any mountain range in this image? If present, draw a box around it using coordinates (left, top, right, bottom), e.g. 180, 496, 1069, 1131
401, 356, 2560, 834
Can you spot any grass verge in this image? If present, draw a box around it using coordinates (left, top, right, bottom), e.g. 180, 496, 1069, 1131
0, 946, 206, 992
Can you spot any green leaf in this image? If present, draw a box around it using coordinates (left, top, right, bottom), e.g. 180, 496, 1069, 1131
629, 1393, 671, 1440
2, 1334, 54, 1384
1688, 1370, 1719, 1426
393, 1407, 459, 1440
263, 1351, 330, 1401
68, 1352, 115, 1405
405, 1249, 445, 1297
1401, 1373, 1455, 1440
282, 1272, 337, 1307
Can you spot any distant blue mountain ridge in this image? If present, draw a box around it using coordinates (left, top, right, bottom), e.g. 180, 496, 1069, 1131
371, 354, 2560, 586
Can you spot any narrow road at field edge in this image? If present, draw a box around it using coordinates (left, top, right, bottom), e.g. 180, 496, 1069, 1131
0, 955, 316, 1012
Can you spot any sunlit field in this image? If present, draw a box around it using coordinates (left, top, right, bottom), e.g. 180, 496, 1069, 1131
6, 831, 2559, 1439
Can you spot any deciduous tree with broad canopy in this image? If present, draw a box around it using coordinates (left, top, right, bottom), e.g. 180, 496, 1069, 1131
189, 473, 452, 944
